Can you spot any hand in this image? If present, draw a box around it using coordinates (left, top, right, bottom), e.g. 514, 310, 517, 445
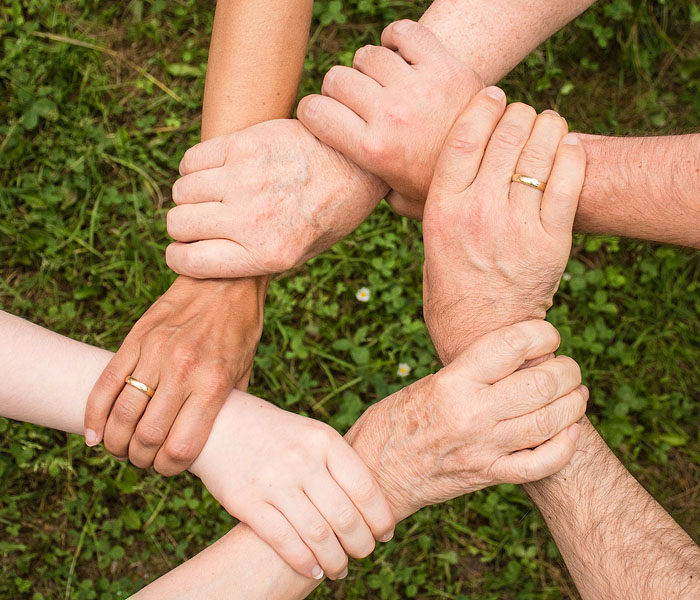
422, 88, 586, 363
84, 276, 266, 475
345, 320, 586, 521
190, 393, 395, 581
165, 119, 388, 279
298, 20, 483, 219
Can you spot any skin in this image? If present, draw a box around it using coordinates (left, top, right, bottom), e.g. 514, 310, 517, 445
164, 0, 596, 279
422, 85, 700, 598
84, 0, 314, 474
297, 20, 700, 247
0, 310, 583, 598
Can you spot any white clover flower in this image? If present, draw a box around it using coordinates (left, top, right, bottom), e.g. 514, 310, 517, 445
562, 273, 572, 281
356, 287, 371, 302
397, 363, 411, 378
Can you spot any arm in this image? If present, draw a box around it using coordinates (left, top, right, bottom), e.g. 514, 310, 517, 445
165, 1, 596, 279
299, 15, 700, 247
421, 93, 700, 597
84, 0, 313, 474
575, 133, 700, 248
525, 419, 700, 599
1, 310, 584, 598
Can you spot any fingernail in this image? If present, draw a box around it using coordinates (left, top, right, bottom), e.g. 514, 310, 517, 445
379, 530, 394, 543
311, 565, 324, 580
568, 423, 580, 442
114, 455, 128, 462
485, 86, 505, 101
85, 429, 100, 447
542, 109, 560, 117
338, 568, 348, 579
562, 133, 579, 145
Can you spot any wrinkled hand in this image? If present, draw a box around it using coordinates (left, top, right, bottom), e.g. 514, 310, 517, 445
345, 321, 586, 521
165, 119, 388, 279
422, 88, 586, 363
298, 20, 483, 219
190, 392, 395, 581
84, 276, 265, 475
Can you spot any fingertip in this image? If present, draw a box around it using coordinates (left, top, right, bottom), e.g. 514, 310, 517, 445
484, 86, 506, 103
85, 428, 101, 447
561, 133, 580, 145
297, 95, 320, 121
567, 423, 580, 442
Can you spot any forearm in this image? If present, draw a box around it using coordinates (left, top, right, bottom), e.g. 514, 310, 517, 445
419, 0, 594, 83
524, 418, 700, 599
0, 310, 317, 598
575, 134, 700, 247
202, 0, 312, 140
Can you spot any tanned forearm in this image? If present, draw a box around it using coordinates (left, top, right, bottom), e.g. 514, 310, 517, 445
575, 134, 700, 247
525, 419, 700, 599
135, 1, 318, 597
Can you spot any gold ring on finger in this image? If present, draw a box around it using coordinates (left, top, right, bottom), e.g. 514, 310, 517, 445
124, 376, 156, 399
512, 173, 547, 192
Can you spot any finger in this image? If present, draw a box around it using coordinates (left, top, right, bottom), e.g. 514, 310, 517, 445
127, 379, 186, 469
385, 190, 424, 220
242, 503, 324, 580
381, 20, 448, 66
428, 87, 507, 198
84, 343, 139, 446
450, 320, 561, 385
327, 443, 395, 543
103, 362, 160, 459
166, 203, 234, 243
272, 493, 349, 580
478, 102, 537, 195
179, 136, 233, 176
304, 474, 376, 559
153, 391, 226, 476
509, 110, 568, 217
171, 168, 227, 205
540, 133, 586, 237
495, 424, 580, 484
499, 385, 589, 450
165, 240, 258, 279
490, 355, 582, 419
321, 65, 383, 119
352, 44, 413, 86
296, 94, 368, 167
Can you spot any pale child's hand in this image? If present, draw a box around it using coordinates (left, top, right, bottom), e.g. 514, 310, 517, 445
189, 394, 395, 581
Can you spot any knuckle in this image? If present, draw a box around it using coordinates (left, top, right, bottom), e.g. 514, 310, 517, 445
359, 135, 390, 163
134, 422, 168, 448
307, 519, 332, 544
520, 143, 552, 168
202, 367, 232, 396
171, 346, 200, 371
384, 104, 412, 128
270, 525, 297, 548
447, 124, 482, 156
493, 125, 527, 148
500, 326, 530, 354
100, 367, 125, 391
534, 407, 556, 440
352, 476, 379, 505
559, 356, 582, 385
335, 505, 359, 532
162, 437, 198, 465
529, 369, 557, 400
322, 66, 341, 92
113, 397, 143, 424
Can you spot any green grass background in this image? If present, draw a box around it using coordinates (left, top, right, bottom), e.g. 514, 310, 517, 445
1, 0, 699, 598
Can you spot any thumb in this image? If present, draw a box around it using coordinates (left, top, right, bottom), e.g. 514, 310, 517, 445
385, 190, 425, 220
450, 320, 561, 385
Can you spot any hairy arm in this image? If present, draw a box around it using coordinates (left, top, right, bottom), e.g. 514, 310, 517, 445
575, 133, 700, 248
525, 419, 700, 599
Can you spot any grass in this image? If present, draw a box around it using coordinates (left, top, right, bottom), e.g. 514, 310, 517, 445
1, 0, 699, 598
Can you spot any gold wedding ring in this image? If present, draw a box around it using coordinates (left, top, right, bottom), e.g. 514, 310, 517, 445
512, 173, 547, 192
124, 376, 156, 399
